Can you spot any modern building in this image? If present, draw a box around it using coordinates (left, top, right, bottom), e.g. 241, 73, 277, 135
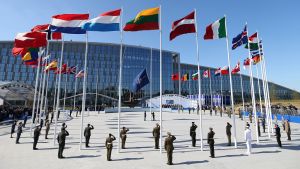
0, 40, 299, 107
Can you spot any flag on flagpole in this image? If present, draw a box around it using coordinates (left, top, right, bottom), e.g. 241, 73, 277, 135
221, 66, 229, 75
232, 25, 248, 50
203, 70, 210, 78
12, 47, 28, 57
31, 24, 62, 40
123, 7, 159, 31
204, 17, 226, 40
170, 11, 196, 41
192, 72, 199, 80
55, 63, 68, 74
252, 55, 261, 64
76, 70, 85, 78
50, 14, 89, 34
245, 32, 259, 50
132, 68, 150, 92
231, 62, 240, 74
82, 9, 121, 32
44, 60, 58, 72
214, 68, 221, 76
243, 58, 251, 67
67, 66, 77, 74
181, 73, 189, 81
22, 48, 39, 62
14, 32, 47, 48
171, 73, 179, 80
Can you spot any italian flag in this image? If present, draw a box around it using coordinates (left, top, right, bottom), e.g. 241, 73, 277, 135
204, 17, 227, 40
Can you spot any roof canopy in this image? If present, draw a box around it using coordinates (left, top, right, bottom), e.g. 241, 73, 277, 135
0, 81, 35, 101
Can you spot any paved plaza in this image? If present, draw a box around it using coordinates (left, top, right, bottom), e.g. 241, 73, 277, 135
0, 110, 299, 169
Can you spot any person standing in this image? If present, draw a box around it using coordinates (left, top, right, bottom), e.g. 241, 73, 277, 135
50, 111, 54, 124
10, 120, 17, 138
105, 133, 116, 161
285, 120, 291, 140
249, 112, 253, 123
226, 122, 232, 146
152, 112, 155, 121
33, 125, 41, 150
152, 123, 160, 149
190, 122, 197, 147
57, 127, 69, 159
207, 127, 215, 158
262, 117, 266, 133
84, 124, 94, 148
257, 118, 261, 137
45, 120, 50, 139
16, 122, 23, 144
144, 111, 146, 121
275, 124, 282, 147
23, 112, 28, 127
244, 126, 252, 155
164, 132, 176, 165
120, 127, 129, 149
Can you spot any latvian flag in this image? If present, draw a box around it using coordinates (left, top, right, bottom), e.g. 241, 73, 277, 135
231, 62, 240, 74
50, 14, 89, 34
170, 11, 196, 41
203, 70, 210, 78
221, 66, 229, 75
214, 68, 221, 76
82, 9, 121, 32
204, 17, 226, 40
76, 70, 85, 78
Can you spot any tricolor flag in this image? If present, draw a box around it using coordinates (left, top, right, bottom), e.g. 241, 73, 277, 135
50, 14, 89, 34
123, 7, 159, 31
203, 70, 210, 78
181, 73, 189, 81
252, 55, 261, 64
22, 48, 39, 62
44, 60, 58, 72
232, 25, 248, 50
170, 11, 196, 41
231, 62, 240, 74
76, 70, 85, 78
14, 32, 47, 48
82, 9, 121, 32
221, 66, 229, 75
31, 24, 62, 40
214, 68, 221, 76
171, 73, 179, 81
204, 17, 227, 40
192, 72, 199, 80
245, 32, 259, 50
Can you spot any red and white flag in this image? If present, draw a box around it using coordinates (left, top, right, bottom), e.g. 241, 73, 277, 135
170, 11, 196, 41
14, 32, 47, 48
221, 66, 229, 75
203, 70, 210, 78
231, 62, 240, 74
76, 70, 85, 78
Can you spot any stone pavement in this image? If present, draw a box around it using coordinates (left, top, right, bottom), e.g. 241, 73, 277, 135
0, 110, 299, 169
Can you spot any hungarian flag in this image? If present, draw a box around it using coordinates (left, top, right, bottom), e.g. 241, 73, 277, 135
221, 66, 229, 75
203, 70, 210, 78
192, 72, 198, 80
245, 32, 259, 50
31, 24, 62, 40
231, 62, 240, 74
171, 73, 179, 80
123, 7, 159, 31
204, 17, 226, 40
170, 11, 196, 41
14, 32, 47, 48
214, 68, 221, 76
181, 73, 189, 81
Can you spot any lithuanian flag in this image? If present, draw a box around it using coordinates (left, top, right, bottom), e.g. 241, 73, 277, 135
123, 7, 159, 31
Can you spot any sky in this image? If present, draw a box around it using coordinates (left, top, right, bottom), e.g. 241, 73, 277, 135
0, 0, 299, 92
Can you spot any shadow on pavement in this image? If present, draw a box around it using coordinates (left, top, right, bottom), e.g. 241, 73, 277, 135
66, 154, 101, 159
112, 157, 144, 161
174, 160, 209, 165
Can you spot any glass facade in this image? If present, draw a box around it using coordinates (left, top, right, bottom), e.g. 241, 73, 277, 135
0, 41, 298, 106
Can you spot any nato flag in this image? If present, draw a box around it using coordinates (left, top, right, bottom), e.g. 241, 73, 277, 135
132, 68, 150, 93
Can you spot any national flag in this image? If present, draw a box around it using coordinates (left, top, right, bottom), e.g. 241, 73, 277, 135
252, 55, 261, 64
55, 63, 67, 74
14, 32, 47, 48
12, 47, 28, 57
82, 9, 121, 32
170, 11, 196, 41
232, 25, 248, 50
22, 48, 39, 62
203, 70, 210, 78
44, 60, 58, 72
181, 73, 189, 81
214, 68, 221, 76
221, 66, 229, 75
231, 62, 240, 74
245, 32, 259, 50
31, 24, 62, 40
243, 58, 251, 66
50, 14, 89, 34
204, 17, 226, 40
171, 73, 179, 81
132, 68, 150, 92
67, 66, 77, 74
76, 70, 85, 78
24, 60, 38, 66
192, 72, 199, 80
123, 7, 159, 31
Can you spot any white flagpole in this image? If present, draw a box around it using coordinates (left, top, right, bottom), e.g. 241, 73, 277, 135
43, 55, 51, 117
53, 73, 58, 111
39, 43, 49, 122
246, 24, 259, 143
221, 73, 224, 112
63, 63, 68, 111
255, 65, 263, 117
225, 16, 237, 148
195, 9, 203, 151
239, 71, 245, 117
178, 55, 181, 112
30, 49, 42, 136
54, 35, 64, 146
95, 71, 98, 111
150, 47, 153, 114
73, 71, 78, 110
159, 5, 163, 154
117, 7, 124, 153
36, 63, 43, 124
209, 68, 213, 112
80, 32, 89, 150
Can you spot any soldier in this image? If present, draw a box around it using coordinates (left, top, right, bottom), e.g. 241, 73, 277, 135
262, 117, 266, 133
152, 123, 160, 149
226, 122, 232, 146
45, 120, 50, 139
57, 127, 69, 159
257, 118, 261, 137
50, 111, 54, 124
120, 127, 129, 149
210, 109, 212, 116
61, 123, 67, 130
16, 122, 23, 144
190, 122, 197, 147
33, 125, 41, 150
23, 112, 28, 127
152, 112, 155, 121
207, 127, 215, 158
144, 111, 146, 121
249, 112, 253, 123
105, 133, 116, 161
244, 126, 252, 155
275, 124, 282, 147
164, 132, 176, 165
285, 120, 291, 140
84, 124, 94, 147
10, 120, 17, 138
